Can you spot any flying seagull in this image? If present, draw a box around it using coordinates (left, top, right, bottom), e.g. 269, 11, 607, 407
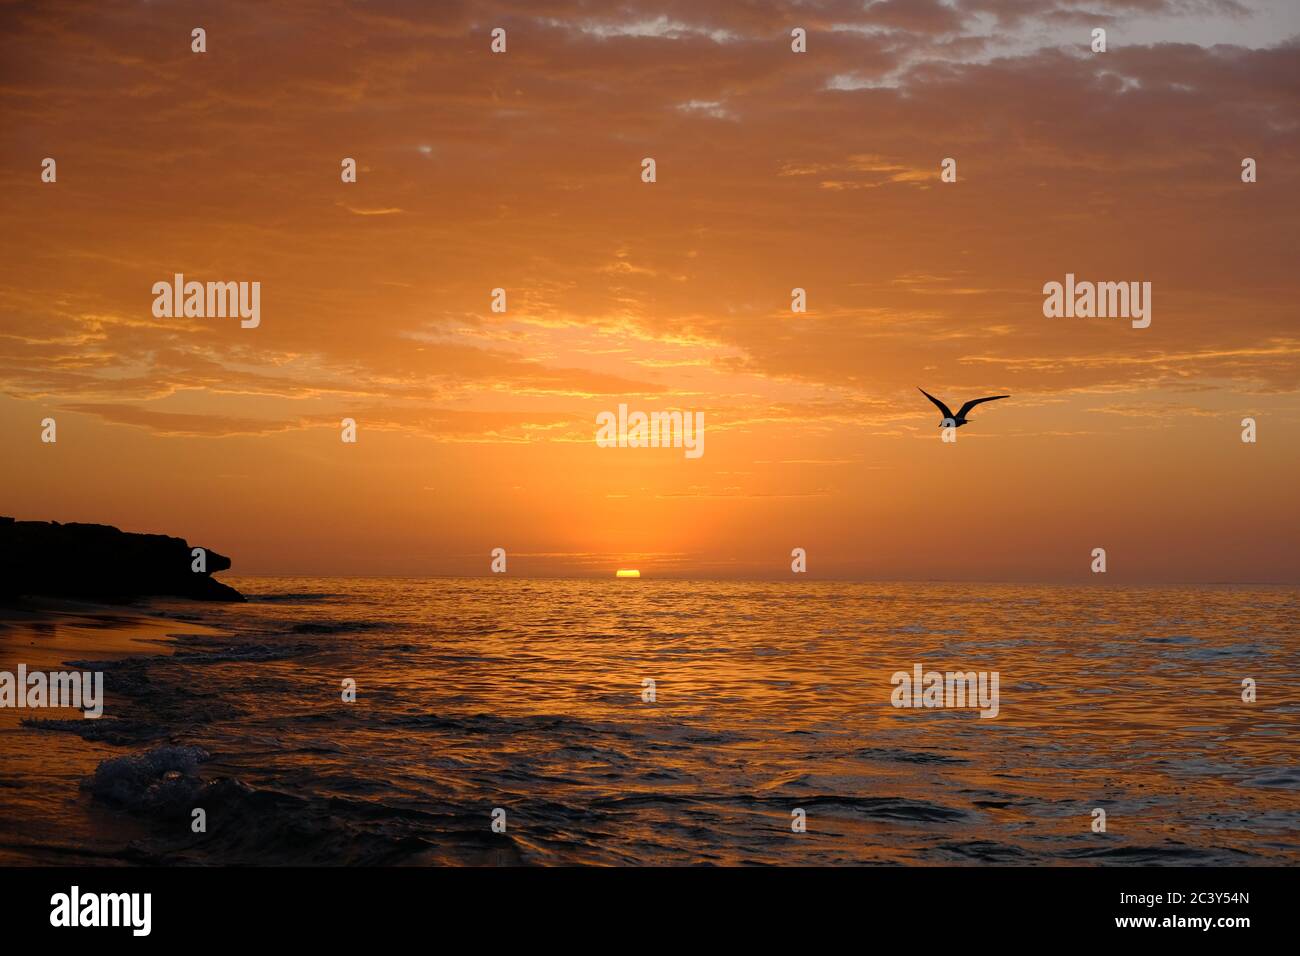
918, 387, 1010, 428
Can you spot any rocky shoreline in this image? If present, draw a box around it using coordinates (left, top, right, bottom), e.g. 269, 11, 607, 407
0, 517, 245, 603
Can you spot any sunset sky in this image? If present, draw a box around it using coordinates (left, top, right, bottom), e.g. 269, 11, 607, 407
2, 0, 1297, 581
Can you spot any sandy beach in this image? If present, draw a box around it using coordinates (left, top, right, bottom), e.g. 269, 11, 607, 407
0, 602, 223, 864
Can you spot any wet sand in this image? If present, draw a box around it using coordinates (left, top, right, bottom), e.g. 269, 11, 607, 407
0, 601, 222, 864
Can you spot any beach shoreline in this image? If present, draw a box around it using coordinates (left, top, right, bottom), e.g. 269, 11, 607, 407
0, 600, 228, 865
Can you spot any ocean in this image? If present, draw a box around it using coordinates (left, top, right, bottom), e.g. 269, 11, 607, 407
1, 578, 1297, 865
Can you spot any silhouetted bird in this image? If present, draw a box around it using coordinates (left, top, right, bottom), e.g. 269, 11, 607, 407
918, 388, 1010, 428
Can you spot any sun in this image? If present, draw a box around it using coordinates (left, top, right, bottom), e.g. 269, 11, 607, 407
615, 569, 641, 578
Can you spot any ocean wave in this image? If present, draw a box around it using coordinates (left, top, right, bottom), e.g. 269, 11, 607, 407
288, 620, 396, 635
23, 716, 167, 746
852, 746, 970, 765
86, 745, 212, 817
934, 840, 1030, 862
84, 744, 527, 865
1061, 843, 1252, 865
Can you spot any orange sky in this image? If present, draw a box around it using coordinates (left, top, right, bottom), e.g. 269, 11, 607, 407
2, 0, 1298, 581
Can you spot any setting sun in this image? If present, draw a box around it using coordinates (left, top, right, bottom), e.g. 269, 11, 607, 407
615, 569, 641, 578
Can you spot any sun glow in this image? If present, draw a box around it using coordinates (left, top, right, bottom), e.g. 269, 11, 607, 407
615, 569, 641, 578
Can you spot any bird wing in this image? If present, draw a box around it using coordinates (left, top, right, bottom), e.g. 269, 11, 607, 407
917, 388, 955, 420
955, 395, 1010, 419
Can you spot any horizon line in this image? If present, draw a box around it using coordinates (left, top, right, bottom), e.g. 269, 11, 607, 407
217, 572, 1300, 588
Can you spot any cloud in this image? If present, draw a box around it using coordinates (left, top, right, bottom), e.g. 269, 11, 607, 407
59, 403, 298, 437
2, 0, 1298, 580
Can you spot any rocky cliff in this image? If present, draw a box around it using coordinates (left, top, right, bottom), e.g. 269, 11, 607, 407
0, 517, 245, 602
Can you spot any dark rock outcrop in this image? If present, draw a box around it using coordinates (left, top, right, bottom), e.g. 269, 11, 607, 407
0, 516, 245, 602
